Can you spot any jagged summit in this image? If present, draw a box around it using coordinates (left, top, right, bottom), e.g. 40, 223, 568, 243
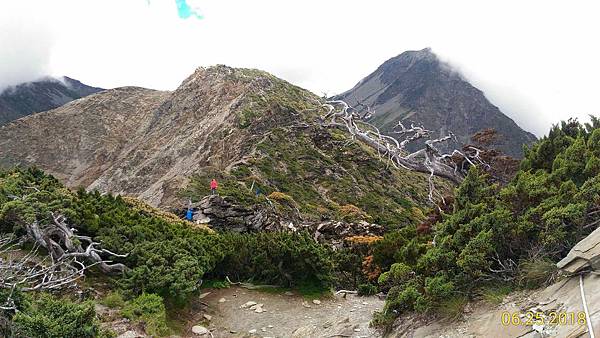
0, 76, 104, 126
337, 49, 536, 157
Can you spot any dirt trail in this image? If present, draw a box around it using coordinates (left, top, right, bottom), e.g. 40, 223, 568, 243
185, 286, 385, 337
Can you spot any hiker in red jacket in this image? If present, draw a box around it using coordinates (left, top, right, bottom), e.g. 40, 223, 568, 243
210, 179, 218, 195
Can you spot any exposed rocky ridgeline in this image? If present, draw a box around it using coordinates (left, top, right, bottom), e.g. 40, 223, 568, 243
336, 48, 537, 157
0, 76, 104, 125
0, 66, 438, 227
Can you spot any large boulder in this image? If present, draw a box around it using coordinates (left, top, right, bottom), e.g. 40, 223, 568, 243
557, 226, 600, 273
191, 195, 281, 232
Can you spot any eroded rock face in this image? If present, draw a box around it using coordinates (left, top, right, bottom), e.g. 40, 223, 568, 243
0, 76, 104, 126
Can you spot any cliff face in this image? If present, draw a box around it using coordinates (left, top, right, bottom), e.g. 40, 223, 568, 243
336, 48, 537, 157
0, 66, 435, 226
0, 77, 104, 125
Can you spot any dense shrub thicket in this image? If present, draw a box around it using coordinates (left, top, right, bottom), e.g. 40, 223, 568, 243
0, 168, 334, 301
373, 117, 600, 325
0, 167, 336, 335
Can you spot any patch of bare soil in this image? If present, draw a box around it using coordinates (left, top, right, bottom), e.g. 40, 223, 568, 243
183, 286, 385, 337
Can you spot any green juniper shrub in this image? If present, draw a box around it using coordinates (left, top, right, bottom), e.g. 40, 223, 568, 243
212, 231, 334, 288
12, 294, 100, 338
101, 292, 125, 309
122, 293, 169, 337
332, 247, 367, 290
357, 283, 378, 296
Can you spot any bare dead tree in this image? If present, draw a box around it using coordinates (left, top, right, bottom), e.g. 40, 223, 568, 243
321, 100, 487, 204
1, 211, 128, 310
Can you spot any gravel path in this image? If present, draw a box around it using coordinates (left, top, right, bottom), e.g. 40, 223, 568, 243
185, 286, 385, 337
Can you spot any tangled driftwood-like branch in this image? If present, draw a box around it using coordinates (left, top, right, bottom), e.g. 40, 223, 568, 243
321, 100, 487, 204
1, 211, 128, 310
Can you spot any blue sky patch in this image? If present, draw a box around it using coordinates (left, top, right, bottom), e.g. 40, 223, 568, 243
175, 0, 203, 20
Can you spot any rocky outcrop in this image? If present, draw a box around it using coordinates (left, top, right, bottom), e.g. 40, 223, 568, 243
191, 195, 385, 246
191, 195, 282, 232
557, 226, 600, 273
0, 67, 320, 208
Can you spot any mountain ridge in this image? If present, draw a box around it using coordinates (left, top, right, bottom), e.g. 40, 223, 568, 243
0, 66, 435, 227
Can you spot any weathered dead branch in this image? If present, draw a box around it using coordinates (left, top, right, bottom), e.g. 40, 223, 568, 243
320, 100, 486, 204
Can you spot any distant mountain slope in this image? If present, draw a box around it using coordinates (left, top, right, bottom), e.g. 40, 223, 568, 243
336, 48, 537, 157
0, 76, 104, 125
0, 66, 438, 226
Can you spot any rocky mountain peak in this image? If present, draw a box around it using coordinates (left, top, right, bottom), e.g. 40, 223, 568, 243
336, 49, 536, 157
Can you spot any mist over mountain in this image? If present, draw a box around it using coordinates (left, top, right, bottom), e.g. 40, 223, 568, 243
335, 48, 537, 158
0, 76, 103, 125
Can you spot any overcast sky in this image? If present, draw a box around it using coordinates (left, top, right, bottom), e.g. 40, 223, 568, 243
1, 0, 599, 136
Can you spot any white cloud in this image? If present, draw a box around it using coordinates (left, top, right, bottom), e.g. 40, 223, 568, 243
0, 0, 599, 136
0, 2, 56, 90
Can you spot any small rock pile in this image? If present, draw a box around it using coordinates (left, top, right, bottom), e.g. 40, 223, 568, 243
240, 301, 266, 313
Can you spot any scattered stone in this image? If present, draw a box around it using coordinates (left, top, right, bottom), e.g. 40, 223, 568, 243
261, 327, 267, 332
199, 292, 211, 299
302, 301, 311, 308
117, 331, 140, 338
218, 298, 226, 303
229, 330, 237, 334
268, 325, 274, 328
202, 314, 212, 321
284, 291, 294, 296
254, 304, 265, 313
349, 309, 355, 312
338, 317, 350, 324
241, 301, 257, 308
312, 299, 321, 305
361, 301, 368, 305
249, 329, 257, 334
354, 328, 361, 332
191, 325, 209, 335
323, 321, 332, 329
